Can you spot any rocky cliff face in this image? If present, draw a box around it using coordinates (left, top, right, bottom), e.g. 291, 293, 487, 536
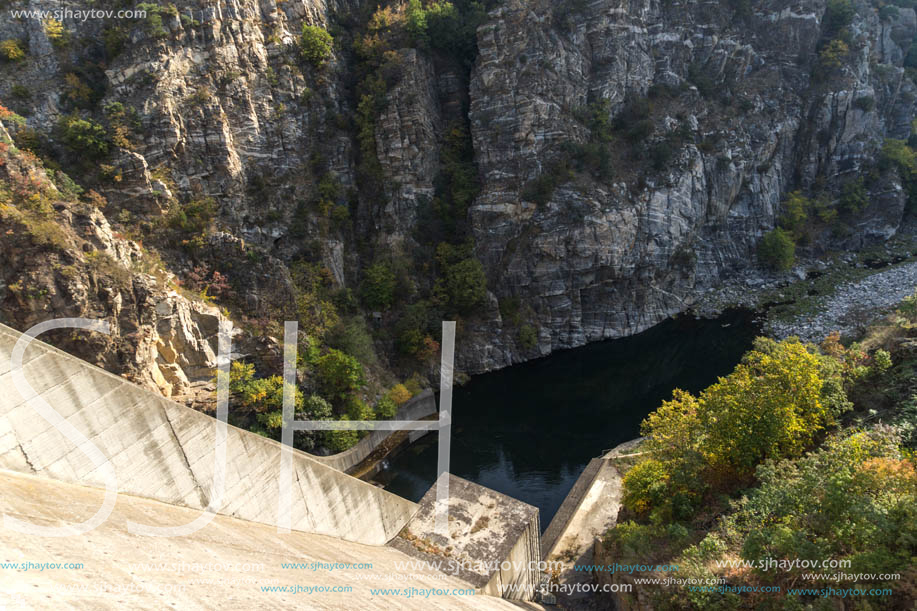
0, 122, 245, 406
460, 0, 917, 371
0, 0, 915, 387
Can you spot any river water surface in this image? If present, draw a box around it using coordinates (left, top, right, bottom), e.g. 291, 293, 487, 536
373, 310, 760, 528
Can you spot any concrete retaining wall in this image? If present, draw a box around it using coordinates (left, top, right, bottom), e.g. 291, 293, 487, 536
309, 390, 437, 472
483, 510, 542, 600
541, 457, 604, 557
0, 323, 417, 546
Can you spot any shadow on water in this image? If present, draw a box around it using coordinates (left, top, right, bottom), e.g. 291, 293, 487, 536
373, 309, 761, 528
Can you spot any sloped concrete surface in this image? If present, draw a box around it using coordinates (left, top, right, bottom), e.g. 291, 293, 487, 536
0, 470, 518, 610
0, 323, 416, 545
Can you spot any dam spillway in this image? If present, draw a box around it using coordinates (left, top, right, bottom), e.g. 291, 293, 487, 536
0, 322, 540, 607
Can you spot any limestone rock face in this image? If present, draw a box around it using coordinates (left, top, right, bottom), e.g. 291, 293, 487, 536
459, 0, 917, 371
370, 48, 442, 247
0, 122, 236, 408
1, 0, 915, 381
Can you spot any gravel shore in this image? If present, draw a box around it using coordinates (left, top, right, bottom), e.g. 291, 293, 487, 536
766, 262, 917, 342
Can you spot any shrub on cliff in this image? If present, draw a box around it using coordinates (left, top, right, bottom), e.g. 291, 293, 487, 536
518, 324, 538, 350
300, 25, 333, 67
758, 227, 795, 271
880, 139, 917, 210
394, 301, 440, 360
521, 161, 572, 206
136, 3, 169, 38
840, 178, 869, 213
824, 0, 855, 37
434, 243, 488, 314
360, 262, 396, 310
327, 316, 378, 367
165, 197, 216, 235
292, 263, 341, 340
0, 39, 25, 62
57, 115, 110, 159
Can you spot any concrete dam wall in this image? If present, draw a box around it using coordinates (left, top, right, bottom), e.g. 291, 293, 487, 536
0, 323, 417, 546
310, 389, 437, 473
0, 467, 520, 609
0, 322, 544, 604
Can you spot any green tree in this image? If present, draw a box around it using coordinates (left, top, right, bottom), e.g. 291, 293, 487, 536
360, 262, 396, 310
229, 361, 303, 413
345, 396, 374, 421
880, 138, 917, 174
324, 418, 359, 452
623, 338, 852, 518
405, 0, 429, 44
57, 115, 110, 159
758, 227, 795, 271
626, 389, 707, 520
435, 243, 488, 313
442, 258, 487, 312
724, 429, 915, 599
229, 361, 309, 444
302, 394, 333, 420
698, 338, 850, 480
327, 316, 378, 366
375, 395, 398, 419
395, 301, 432, 357
300, 25, 333, 67
314, 349, 365, 403
621, 459, 672, 517
292, 263, 341, 340
818, 38, 850, 71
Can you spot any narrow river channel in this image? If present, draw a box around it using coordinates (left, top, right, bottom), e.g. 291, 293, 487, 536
373, 310, 761, 528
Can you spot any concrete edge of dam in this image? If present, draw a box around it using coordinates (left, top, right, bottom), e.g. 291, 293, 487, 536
0, 322, 546, 603
308, 389, 437, 473
0, 322, 417, 545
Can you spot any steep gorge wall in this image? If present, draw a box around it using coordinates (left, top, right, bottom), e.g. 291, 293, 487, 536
458, 0, 917, 371
1, 0, 915, 384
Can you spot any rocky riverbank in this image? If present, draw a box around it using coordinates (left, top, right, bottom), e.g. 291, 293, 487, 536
691, 237, 917, 344
766, 261, 917, 343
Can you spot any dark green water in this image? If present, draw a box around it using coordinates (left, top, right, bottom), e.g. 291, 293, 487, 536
373, 310, 760, 528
